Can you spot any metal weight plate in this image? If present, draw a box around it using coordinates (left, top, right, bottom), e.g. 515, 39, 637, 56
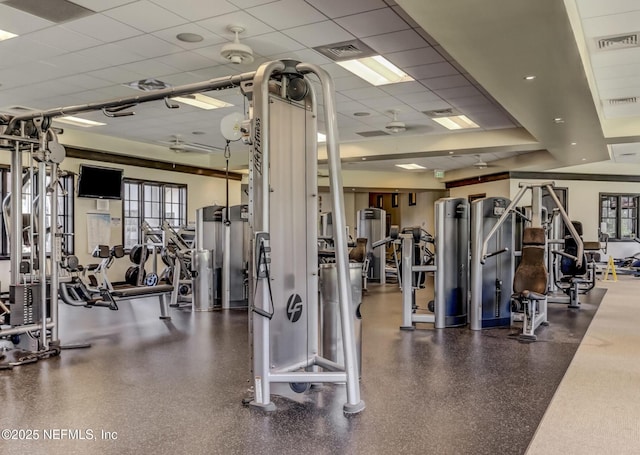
144, 272, 159, 286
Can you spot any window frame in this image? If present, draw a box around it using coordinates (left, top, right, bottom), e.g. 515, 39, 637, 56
122, 178, 187, 250
599, 193, 639, 241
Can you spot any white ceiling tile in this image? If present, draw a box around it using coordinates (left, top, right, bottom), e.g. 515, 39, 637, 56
319, 63, 357, 79
88, 66, 148, 84
420, 75, 469, 90
150, 0, 239, 21
68, 0, 138, 12
76, 43, 146, 66
603, 102, 640, 119
0, 37, 66, 70
41, 51, 111, 73
334, 8, 409, 38
361, 29, 427, 54
228, 0, 274, 7
590, 47, 640, 68
152, 24, 226, 50
27, 26, 103, 53
404, 62, 459, 79
471, 111, 514, 129
247, 0, 327, 30
380, 81, 427, 96
385, 47, 444, 69
156, 51, 217, 71
360, 96, 407, 110
243, 32, 306, 57
115, 34, 184, 59
449, 95, 492, 108
394, 90, 441, 104
120, 59, 181, 78
434, 85, 482, 100
334, 76, 371, 91
340, 86, 389, 100
56, 74, 112, 91
391, 5, 419, 28
336, 100, 371, 114
197, 11, 274, 38
103, 0, 188, 33
581, 10, 640, 38
65, 13, 143, 42
594, 62, 640, 80
0, 4, 54, 34
576, 0, 640, 19
304, 0, 387, 18
269, 48, 333, 65
282, 21, 354, 48
598, 84, 640, 101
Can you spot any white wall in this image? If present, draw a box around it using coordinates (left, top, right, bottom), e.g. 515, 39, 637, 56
0, 154, 240, 290
448, 175, 640, 259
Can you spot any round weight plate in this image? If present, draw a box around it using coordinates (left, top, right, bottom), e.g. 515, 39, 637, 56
289, 382, 310, 394
144, 273, 158, 286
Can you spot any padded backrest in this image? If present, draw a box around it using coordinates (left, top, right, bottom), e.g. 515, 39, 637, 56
561, 221, 587, 276
513, 227, 548, 295
111, 245, 125, 258
349, 238, 367, 262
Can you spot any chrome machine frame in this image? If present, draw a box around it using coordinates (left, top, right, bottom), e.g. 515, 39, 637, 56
477, 182, 583, 339
247, 60, 364, 414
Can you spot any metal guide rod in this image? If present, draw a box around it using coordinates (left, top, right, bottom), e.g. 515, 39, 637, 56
50, 162, 59, 343
37, 160, 48, 349
544, 183, 583, 267
480, 185, 529, 262
10, 142, 21, 284
6, 71, 258, 131
298, 62, 364, 413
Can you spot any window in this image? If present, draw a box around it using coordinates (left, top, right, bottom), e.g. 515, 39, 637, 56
600, 193, 639, 240
123, 179, 187, 249
0, 167, 74, 258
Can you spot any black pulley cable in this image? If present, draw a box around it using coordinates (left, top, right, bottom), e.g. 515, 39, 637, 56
223, 139, 231, 226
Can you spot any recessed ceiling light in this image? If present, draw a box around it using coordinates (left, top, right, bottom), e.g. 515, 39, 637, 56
396, 163, 426, 170
449, 151, 455, 155
177, 32, 203, 43
353, 112, 370, 117
361, 157, 367, 161
553, 117, 564, 124
524, 75, 536, 80
582, 158, 587, 161
53, 116, 106, 127
192, 131, 206, 135
317, 132, 326, 143
571, 142, 577, 146
432, 115, 480, 130
337, 55, 414, 86
171, 94, 233, 110
0, 29, 17, 42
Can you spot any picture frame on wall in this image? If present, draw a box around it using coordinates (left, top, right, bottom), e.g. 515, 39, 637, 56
408, 192, 417, 206
391, 193, 399, 208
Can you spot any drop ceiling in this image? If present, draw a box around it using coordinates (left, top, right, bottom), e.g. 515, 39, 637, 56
0, 0, 637, 181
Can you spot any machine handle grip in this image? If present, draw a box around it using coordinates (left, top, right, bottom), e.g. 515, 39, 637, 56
481, 248, 509, 264
371, 237, 391, 248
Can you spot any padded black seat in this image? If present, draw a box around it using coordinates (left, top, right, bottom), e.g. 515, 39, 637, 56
111, 284, 174, 298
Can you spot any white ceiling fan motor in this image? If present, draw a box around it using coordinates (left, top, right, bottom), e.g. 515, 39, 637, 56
220, 25, 254, 64
385, 110, 407, 133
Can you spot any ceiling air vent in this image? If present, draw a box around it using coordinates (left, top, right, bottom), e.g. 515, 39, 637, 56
596, 33, 639, 50
608, 97, 637, 105
356, 130, 390, 138
422, 108, 460, 118
314, 40, 376, 62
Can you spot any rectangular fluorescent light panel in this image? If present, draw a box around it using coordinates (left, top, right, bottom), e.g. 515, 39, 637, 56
337, 55, 413, 86
0, 29, 18, 41
396, 163, 426, 170
53, 116, 106, 127
171, 94, 233, 110
317, 132, 326, 143
432, 115, 480, 130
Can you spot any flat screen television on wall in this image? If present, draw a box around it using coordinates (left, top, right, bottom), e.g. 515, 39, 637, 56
77, 164, 123, 200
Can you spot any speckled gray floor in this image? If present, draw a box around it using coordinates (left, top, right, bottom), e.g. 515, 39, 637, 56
0, 284, 604, 455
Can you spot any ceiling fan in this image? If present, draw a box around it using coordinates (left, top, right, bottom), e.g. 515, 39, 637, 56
158, 135, 223, 154
385, 110, 432, 134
